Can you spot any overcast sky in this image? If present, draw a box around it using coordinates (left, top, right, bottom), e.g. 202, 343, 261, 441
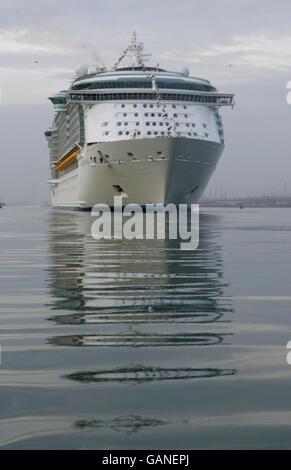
1, 0, 291, 203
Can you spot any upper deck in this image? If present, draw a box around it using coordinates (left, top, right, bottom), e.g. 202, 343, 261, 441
49, 33, 234, 109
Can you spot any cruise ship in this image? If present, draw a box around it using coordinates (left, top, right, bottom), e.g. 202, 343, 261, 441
45, 33, 234, 209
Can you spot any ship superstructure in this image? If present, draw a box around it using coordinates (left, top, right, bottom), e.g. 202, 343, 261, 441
45, 33, 234, 208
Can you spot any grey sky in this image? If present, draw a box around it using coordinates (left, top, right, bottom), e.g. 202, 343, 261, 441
1, 0, 291, 203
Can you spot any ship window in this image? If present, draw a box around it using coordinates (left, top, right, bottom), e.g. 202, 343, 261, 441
159, 122, 163, 126
124, 122, 128, 126
173, 113, 177, 117
123, 113, 127, 116
118, 131, 122, 135
184, 114, 188, 118
194, 132, 197, 136
152, 122, 156, 126
176, 123, 179, 127
121, 104, 125, 108
202, 123, 207, 128
186, 123, 189, 127
158, 113, 162, 117
116, 122, 121, 126
183, 105, 187, 109
166, 122, 169, 126
125, 131, 129, 135
143, 104, 147, 108
161, 131, 165, 135
133, 104, 137, 108
127, 152, 133, 157
147, 131, 151, 135
151, 113, 155, 117
145, 113, 148, 117
192, 124, 196, 127
134, 113, 138, 117
150, 104, 153, 108
146, 122, 150, 126
188, 132, 191, 136
205, 132, 208, 137
172, 105, 176, 108
136, 122, 140, 125
157, 151, 163, 154
154, 131, 158, 135
137, 131, 141, 135
113, 184, 123, 192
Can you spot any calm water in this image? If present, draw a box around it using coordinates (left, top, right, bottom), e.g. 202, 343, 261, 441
0, 206, 291, 449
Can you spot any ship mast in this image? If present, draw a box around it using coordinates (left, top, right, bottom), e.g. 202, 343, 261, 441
113, 31, 151, 70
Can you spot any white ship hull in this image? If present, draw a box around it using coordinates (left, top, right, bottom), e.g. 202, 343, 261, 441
50, 137, 223, 209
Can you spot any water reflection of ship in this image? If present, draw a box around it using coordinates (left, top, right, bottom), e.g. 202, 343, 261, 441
46, 209, 235, 379
66, 365, 235, 384
47, 210, 232, 324
74, 415, 169, 435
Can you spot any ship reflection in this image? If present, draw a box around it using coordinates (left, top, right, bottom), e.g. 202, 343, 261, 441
74, 415, 169, 435
46, 209, 235, 380
50, 331, 227, 347
66, 365, 235, 384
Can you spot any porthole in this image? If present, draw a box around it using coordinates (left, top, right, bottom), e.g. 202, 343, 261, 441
152, 122, 156, 126
147, 131, 151, 135
183, 105, 187, 109
172, 105, 176, 108
205, 132, 208, 137
146, 122, 150, 126
134, 113, 138, 117
158, 113, 162, 117
192, 124, 196, 127
136, 122, 140, 125
176, 123, 179, 127
186, 123, 189, 127
123, 113, 127, 117
116, 122, 121, 126
145, 113, 148, 117
143, 104, 147, 108
184, 114, 188, 118
161, 131, 165, 135
194, 132, 197, 136
151, 113, 155, 117
154, 131, 158, 135
159, 122, 163, 126
121, 104, 125, 108
118, 131, 122, 135
137, 131, 141, 135
150, 104, 153, 108
133, 104, 137, 108
124, 122, 128, 126
173, 113, 177, 118
188, 132, 191, 136
125, 131, 129, 135
166, 122, 169, 126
